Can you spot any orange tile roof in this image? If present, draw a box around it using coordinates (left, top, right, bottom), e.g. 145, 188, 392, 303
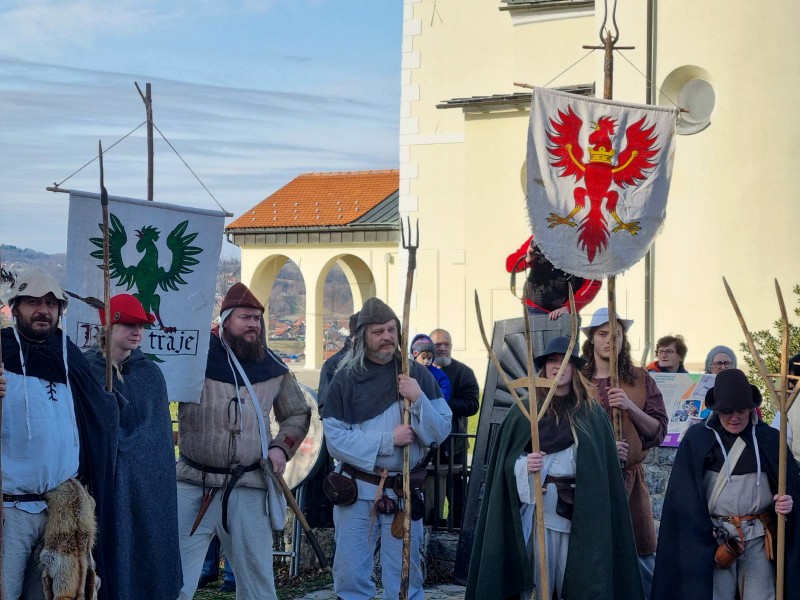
227, 169, 399, 230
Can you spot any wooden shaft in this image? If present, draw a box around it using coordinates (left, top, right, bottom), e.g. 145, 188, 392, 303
603, 32, 614, 101
522, 286, 549, 598
608, 277, 623, 440
146, 83, 154, 202
601, 33, 622, 441
723, 278, 781, 409
99, 141, 113, 394
776, 280, 789, 600
277, 475, 328, 569
399, 235, 417, 600
0, 247, 4, 597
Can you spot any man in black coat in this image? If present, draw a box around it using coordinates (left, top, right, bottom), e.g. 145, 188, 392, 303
652, 369, 800, 600
430, 327, 479, 527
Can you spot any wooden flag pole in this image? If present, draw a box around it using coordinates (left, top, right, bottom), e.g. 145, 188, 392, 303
99, 141, 113, 393
134, 82, 154, 201
581, 29, 629, 440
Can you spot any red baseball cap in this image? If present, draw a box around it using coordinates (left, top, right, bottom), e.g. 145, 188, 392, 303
99, 294, 156, 326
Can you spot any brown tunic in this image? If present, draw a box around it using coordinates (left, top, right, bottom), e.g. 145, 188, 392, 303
177, 373, 311, 489
588, 367, 668, 554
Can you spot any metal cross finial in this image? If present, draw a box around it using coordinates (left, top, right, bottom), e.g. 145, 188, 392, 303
401, 216, 419, 271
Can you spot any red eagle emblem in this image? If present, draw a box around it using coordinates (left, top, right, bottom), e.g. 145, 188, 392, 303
546, 106, 660, 262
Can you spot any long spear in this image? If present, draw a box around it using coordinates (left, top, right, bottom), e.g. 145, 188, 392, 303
399, 217, 419, 600
99, 141, 113, 393
0, 246, 6, 600
723, 277, 787, 599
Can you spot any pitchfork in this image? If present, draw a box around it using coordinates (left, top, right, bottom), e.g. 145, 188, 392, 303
399, 216, 419, 600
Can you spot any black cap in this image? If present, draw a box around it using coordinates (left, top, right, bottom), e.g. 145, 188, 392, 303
533, 336, 586, 371
356, 298, 399, 330
705, 368, 762, 411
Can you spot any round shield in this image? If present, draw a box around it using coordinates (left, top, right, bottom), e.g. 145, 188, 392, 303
270, 383, 324, 490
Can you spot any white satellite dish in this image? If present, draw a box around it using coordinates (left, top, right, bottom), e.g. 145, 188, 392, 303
660, 66, 716, 136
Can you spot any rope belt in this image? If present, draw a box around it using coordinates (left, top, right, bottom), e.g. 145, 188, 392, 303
3, 492, 46, 503
180, 455, 260, 533
716, 511, 774, 561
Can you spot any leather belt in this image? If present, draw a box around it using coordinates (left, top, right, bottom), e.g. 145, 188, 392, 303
343, 464, 396, 487
180, 455, 260, 533
3, 492, 46, 503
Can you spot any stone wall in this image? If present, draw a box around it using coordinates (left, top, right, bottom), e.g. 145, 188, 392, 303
643, 445, 678, 531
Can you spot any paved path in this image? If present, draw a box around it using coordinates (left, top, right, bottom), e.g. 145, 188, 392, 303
294, 584, 466, 599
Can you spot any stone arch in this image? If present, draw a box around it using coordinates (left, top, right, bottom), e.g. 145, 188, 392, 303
249, 254, 290, 312
321, 254, 377, 311
304, 254, 377, 369
249, 253, 307, 360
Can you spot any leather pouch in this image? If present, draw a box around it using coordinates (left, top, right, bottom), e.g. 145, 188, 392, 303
323, 471, 357, 506
714, 537, 744, 569
391, 469, 428, 497
554, 486, 575, 521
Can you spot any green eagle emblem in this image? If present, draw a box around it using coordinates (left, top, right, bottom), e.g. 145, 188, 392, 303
90, 214, 202, 332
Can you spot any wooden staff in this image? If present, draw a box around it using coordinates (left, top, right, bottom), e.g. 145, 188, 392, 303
723, 277, 786, 599
775, 280, 790, 600
399, 217, 419, 600
0, 247, 5, 600
276, 474, 328, 569
475, 287, 577, 599
98, 141, 113, 392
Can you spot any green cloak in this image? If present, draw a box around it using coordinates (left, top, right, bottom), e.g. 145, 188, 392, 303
465, 400, 643, 600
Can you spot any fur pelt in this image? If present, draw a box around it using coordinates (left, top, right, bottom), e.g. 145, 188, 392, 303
38, 478, 100, 600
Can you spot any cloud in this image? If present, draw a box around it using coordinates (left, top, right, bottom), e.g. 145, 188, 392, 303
0, 56, 398, 254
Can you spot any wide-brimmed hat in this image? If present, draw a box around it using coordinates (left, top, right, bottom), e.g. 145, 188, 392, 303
5, 267, 68, 308
534, 336, 586, 371
705, 368, 762, 411
580, 307, 633, 335
99, 294, 155, 326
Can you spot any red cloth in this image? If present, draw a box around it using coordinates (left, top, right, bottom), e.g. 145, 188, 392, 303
505, 235, 601, 313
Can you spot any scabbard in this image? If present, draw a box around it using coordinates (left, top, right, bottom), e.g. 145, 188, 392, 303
189, 487, 218, 536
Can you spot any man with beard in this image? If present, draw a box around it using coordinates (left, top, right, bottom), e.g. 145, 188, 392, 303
430, 327, 479, 527
323, 298, 451, 600
175, 282, 311, 600
1, 268, 118, 599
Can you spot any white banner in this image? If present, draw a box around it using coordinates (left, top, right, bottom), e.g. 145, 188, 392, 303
527, 87, 679, 278
66, 190, 225, 403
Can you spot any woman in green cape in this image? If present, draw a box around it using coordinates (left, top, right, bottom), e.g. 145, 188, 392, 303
465, 336, 642, 600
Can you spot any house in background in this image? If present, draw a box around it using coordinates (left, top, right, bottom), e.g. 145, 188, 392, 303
227, 170, 400, 368
396, 0, 800, 379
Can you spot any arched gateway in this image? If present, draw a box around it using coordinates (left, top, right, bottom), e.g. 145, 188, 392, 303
226, 170, 401, 369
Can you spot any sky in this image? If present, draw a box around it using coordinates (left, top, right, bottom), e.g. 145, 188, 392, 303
0, 0, 402, 256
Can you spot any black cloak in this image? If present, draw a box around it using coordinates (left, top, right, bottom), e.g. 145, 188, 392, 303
651, 417, 800, 600
2, 328, 119, 600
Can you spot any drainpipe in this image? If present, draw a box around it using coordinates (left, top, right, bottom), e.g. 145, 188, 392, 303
642, 0, 657, 366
